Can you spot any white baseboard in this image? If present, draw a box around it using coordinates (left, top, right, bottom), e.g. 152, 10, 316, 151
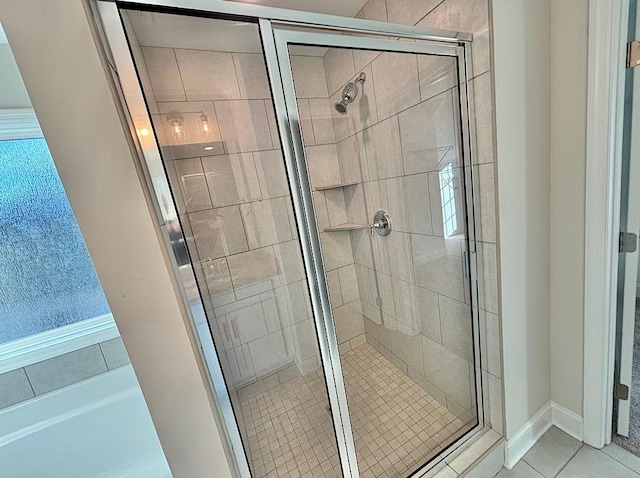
551, 401, 584, 441
505, 401, 584, 469
504, 403, 553, 469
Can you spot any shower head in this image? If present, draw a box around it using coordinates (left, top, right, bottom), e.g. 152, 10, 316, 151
334, 72, 366, 114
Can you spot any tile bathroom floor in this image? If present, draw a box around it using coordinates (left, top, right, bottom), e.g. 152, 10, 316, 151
496, 426, 640, 478
241, 343, 475, 478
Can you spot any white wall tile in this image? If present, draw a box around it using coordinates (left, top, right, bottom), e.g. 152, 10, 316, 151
344, 184, 367, 226
353, 0, 386, 70
232, 53, 270, 99
312, 190, 330, 230
305, 144, 342, 188
386, 0, 442, 26
189, 206, 248, 260
241, 197, 293, 249
100, 337, 131, 370
477, 163, 496, 243
202, 257, 234, 297
363, 116, 404, 180
418, 55, 458, 101
489, 373, 504, 434
439, 295, 473, 362
338, 264, 359, 304
418, 0, 491, 78
174, 157, 212, 212
485, 310, 501, 378
398, 90, 458, 175
371, 51, 420, 120
142, 47, 185, 102
416, 285, 441, 343
253, 149, 290, 199
324, 47, 356, 96
0, 369, 34, 409
273, 240, 306, 285
290, 55, 329, 98
215, 100, 274, 153
25, 345, 108, 396
297, 98, 315, 146
411, 234, 465, 301
389, 328, 423, 372
481, 242, 499, 314
308, 99, 336, 145
405, 173, 434, 235
227, 247, 278, 289
333, 302, 365, 344
351, 229, 375, 269
175, 49, 240, 100
295, 318, 320, 360
471, 72, 494, 165
319, 231, 354, 270
337, 132, 366, 183
327, 269, 344, 307
324, 189, 348, 226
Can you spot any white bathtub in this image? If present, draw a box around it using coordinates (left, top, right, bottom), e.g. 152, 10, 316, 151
0, 365, 172, 478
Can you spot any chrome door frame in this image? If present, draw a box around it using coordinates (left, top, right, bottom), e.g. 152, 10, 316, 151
265, 25, 483, 478
90, 2, 482, 477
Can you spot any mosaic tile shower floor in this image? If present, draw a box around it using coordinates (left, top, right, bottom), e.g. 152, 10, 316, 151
240, 343, 475, 478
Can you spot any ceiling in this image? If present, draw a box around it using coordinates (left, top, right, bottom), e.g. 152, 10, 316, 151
126, 0, 368, 55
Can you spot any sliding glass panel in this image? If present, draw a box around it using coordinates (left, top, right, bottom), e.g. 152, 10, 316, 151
120, 11, 343, 477
285, 41, 478, 477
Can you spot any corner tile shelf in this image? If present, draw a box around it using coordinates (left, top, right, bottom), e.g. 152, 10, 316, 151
323, 222, 365, 232
315, 180, 359, 191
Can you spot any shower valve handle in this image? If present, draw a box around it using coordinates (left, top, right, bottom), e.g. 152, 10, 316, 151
370, 210, 392, 237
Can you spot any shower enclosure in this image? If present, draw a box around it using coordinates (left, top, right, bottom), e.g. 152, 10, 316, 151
94, 1, 484, 476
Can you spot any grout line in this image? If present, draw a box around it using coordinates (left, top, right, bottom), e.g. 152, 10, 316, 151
171, 48, 188, 101
22, 366, 37, 397
547, 443, 584, 478
97, 342, 110, 371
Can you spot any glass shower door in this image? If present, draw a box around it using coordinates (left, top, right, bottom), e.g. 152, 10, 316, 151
269, 27, 480, 478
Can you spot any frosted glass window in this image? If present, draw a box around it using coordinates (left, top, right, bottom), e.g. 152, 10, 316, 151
0, 139, 110, 344
440, 163, 459, 237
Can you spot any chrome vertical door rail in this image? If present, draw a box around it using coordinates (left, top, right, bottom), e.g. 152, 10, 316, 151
258, 19, 359, 478
456, 43, 486, 429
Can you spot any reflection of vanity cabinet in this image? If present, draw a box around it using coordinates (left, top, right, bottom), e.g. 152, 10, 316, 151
214, 282, 289, 386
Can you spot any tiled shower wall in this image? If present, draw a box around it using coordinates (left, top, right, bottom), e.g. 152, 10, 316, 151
347, 0, 501, 433
140, 46, 350, 401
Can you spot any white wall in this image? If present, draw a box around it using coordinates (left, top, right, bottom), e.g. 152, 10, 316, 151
0, 1, 234, 477
549, 0, 588, 418
493, 0, 551, 439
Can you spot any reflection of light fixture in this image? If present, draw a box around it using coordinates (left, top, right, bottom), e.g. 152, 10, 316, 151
138, 127, 150, 137
167, 112, 185, 141
199, 111, 212, 137
204, 146, 214, 151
